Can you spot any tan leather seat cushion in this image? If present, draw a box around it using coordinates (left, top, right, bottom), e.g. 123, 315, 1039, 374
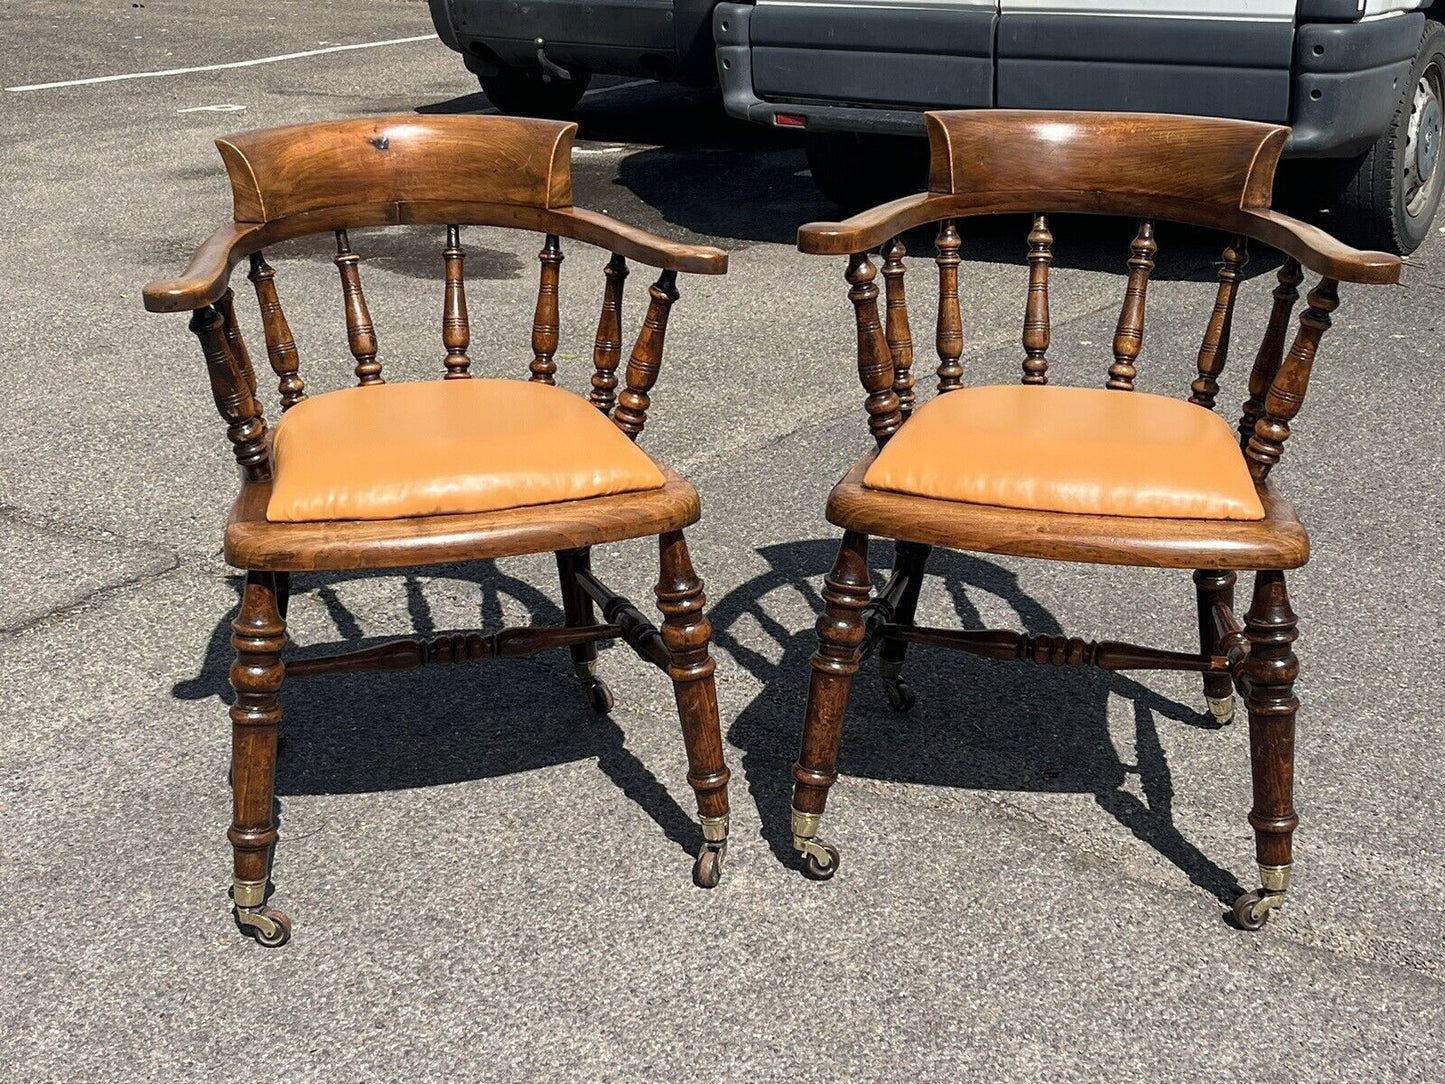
266, 379, 667, 522
863, 384, 1265, 521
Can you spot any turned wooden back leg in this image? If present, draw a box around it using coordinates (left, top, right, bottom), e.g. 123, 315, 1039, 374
589, 253, 628, 414
530, 233, 563, 384
247, 253, 305, 409
934, 221, 964, 394
441, 224, 472, 379
1239, 258, 1304, 446
1190, 235, 1249, 408
1021, 213, 1053, 385
881, 238, 916, 416
612, 270, 678, 440
333, 229, 382, 385
1108, 219, 1156, 391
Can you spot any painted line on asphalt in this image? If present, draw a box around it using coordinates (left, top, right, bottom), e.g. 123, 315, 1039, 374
5, 35, 436, 92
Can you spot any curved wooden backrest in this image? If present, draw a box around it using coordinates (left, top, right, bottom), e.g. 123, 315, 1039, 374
217, 115, 576, 223
924, 110, 1286, 219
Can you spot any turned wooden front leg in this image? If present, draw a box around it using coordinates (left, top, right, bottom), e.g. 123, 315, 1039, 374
793, 531, 872, 825
1194, 569, 1236, 723
228, 571, 286, 912
1242, 570, 1299, 889
656, 531, 730, 825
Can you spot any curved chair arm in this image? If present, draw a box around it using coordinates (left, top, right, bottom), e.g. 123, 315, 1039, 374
144, 204, 727, 314
1235, 209, 1399, 285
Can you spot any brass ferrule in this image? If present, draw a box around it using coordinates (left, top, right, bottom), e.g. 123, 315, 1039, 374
574, 660, 599, 682
1259, 863, 1292, 893
233, 877, 268, 909
700, 813, 730, 844
791, 807, 821, 840
1206, 695, 1236, 726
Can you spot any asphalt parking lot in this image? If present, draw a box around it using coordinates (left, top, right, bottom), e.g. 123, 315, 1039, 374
3, 1, 1444, 1079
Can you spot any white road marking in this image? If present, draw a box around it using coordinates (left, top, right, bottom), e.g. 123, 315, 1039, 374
177, 104, 246, 114
5, 34, 435, 92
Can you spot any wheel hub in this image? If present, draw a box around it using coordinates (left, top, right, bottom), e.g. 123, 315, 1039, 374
1418, 97, 1441, 184
1405, 60, 1445, 218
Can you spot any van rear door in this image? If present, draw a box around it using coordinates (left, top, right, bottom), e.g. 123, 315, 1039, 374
747, 0, 1000, 111
995, 1, 1296, 122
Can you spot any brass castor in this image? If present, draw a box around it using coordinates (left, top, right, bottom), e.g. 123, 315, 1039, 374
1232, 890, 1284, 931
1205, 694, 1236, 726
879, 660, 915, 713
801, 841, 841, 881
575, 662, 614, 714
693, 845, 725, 888
236, 905, 292, 947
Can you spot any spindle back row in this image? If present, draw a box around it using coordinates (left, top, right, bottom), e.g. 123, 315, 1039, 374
797, 110, 1401, 487
142, 115, 728, 483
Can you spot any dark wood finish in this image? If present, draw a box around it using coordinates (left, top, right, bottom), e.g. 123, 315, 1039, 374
1239, 259, 1303, 447
881, 238, 917, 415
441, 224, 471, 379
144, 115, 734, 936
530, 233, 562, 384
333, 229, 382, 385
589, 253, 628, 414
1021, 213, 1052, 384
934, 222, 964, 393
1108, 219, 1156, 391
791, 110, 1391, 921
612, 271, 679, 439
1190, 236, 1249, 408
247, 253, 305, 409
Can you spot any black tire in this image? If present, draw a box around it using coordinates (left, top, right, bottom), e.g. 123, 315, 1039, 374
1324, 20, 1445, 254
478, 68, 592, 119
805, 132, 929, 211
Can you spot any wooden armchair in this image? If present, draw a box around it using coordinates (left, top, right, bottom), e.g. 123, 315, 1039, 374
789, 110, 1401, 929
143, 115, 732, 946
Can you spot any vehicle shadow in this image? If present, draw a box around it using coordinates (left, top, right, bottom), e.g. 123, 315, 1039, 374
708, 538, 1246, 907
173, 562, 703, 856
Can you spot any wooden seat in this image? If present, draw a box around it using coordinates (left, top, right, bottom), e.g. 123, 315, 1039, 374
785, 109, 1401, 931
143, 115, 734, 946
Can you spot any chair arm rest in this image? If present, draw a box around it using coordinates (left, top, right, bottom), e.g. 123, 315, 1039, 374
797, 194, 939, 256
142, 223, 265, 313
1238, 209, 1400, 285
550, 208, 728, 274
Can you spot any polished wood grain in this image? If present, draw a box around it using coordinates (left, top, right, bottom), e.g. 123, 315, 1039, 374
1239, 258, 1304, 447
589, 253, 628, 414
441, 224, 471, 379
1246, 278, 1339, 481
612, 271, 678, 439
247, 253, 305, 409
530, 233, 563, 384
880, 238, 916, 415
933, 221, 964, 393
333, 229, 382, 385
1191, 236, 1249, 409
1108, 219, 1156, 391
1022, 213, 1052, 385
190, 303, 269, 482
845, 253, 905, 446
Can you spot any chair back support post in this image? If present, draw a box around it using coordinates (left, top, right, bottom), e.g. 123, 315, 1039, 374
846, 252, 905, 446
1245, 278, 1339, 481
880, 239, 916, 416
530, 233, 564, 384
590, 253, 629, 414
442, 224, 472, 379
934, 221, 964, 393
333, 229, 382, 385
1108, 218, 1156, 391
247, 253, 305, 409
1190, 235, 1250, 408
1022, 213, 1052, 384
190, 304, 270, 481
1239, 258, 1303, 445
612, 270, 679, 440
215, 288, 258, 399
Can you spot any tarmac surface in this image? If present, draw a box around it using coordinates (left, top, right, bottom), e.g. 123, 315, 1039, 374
2, 1, 1443, 1079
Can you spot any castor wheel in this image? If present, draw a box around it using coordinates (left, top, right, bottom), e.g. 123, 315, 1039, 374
692, 846, 725, 888
236, 905, 292, 947
882, 677, 916, 713
583, 678, 614, 714
1231, 890, 1282, 931
801, 841, 841, 881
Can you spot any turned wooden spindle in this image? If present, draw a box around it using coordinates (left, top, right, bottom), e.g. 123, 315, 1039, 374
1022, 213, 1053, 385
215, 288, 258, 398
247, 253, 305, 410
846, 252, 905, 447
333, 230, 382, 385
612, 270, 678, 440
1239, 258, 1303, 447
190, 304, 269, 481
880, 238, 916, 417
1190, 235, 1250, 409
1108, 219, 1156, 391
1246, 277, 1339, 481
934, 221, 964, 394
590, 253, 628, 414
441, 224, 471, 379
530, 233, 563, 384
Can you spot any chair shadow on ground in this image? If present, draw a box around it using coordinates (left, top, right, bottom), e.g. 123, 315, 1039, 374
172, 561, 703, 857
709, 538, 1247, 906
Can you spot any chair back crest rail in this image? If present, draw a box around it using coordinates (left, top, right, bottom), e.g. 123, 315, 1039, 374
797, 109, 1401, 479
142, 116, 727, 480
